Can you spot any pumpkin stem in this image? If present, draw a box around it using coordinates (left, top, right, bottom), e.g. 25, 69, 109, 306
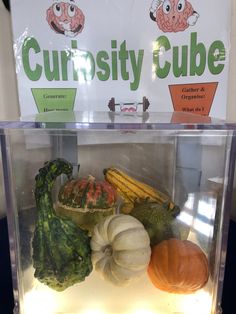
103, 245, 113, 257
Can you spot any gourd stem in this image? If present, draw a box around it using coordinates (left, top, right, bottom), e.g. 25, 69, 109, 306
87, 174, 96, 182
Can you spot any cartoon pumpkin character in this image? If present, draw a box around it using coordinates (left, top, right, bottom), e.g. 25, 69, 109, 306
46, 0, 85, 37
149, 0, 199, 33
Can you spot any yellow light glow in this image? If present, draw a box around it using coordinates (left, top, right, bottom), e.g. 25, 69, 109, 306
132, 308, 158, 314
22, 285, 213, 314
180, 290, 212, 314
24, 286, 56, 314
80, 308, 106, 314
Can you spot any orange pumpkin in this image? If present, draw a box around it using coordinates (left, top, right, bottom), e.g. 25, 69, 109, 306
148, 238, 209, 294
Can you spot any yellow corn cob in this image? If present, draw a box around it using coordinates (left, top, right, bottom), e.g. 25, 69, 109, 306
103, 167, 178, 214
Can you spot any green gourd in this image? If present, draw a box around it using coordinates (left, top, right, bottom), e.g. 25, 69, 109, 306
130, 200, 189, 246
32, 158, 93, 291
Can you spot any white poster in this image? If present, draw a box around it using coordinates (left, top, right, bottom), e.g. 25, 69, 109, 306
10, 0, 231, 118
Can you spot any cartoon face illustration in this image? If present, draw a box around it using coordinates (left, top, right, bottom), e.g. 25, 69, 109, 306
46, 0, 85, 37
150, 0, 199, 33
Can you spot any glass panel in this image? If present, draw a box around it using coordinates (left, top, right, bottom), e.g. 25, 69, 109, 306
2, 118, 234, 314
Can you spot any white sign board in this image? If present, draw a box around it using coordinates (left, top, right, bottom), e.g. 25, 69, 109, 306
10, 0, 231, 118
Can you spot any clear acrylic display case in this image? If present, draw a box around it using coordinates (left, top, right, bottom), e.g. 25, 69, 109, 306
1, 111, 236, 314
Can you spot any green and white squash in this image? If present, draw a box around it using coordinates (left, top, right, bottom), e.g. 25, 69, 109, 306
90, 214, 151, 286
56, 175, 117, 233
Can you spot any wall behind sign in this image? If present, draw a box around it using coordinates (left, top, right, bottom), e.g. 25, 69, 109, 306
0, 1, 19, 120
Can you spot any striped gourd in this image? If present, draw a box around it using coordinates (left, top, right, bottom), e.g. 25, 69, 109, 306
103, 167, 179, 214
58, 175, 117, 209
56, 175, 117, 233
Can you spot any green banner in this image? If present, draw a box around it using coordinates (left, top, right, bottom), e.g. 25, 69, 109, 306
31, 88, 76, 113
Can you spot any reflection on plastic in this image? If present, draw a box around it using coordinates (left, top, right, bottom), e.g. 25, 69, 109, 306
120, 103, 138, 112
72, 50, 93, 83
178, 193, 216, 237
194, 218, 213, 237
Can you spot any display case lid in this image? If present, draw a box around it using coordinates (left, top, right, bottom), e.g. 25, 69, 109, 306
0, 111, 236, 130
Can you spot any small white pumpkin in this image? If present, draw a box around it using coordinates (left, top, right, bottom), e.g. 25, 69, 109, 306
90, 214, 151, 286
